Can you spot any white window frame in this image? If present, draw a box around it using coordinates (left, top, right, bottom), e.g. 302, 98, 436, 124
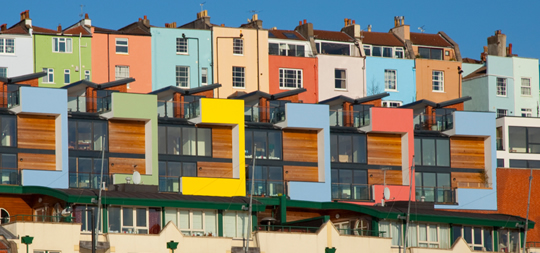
521, 108, 532, 117
0, 67, 7, 78
384, 69, 397, 91
497, 109, 507, 118
269, 42, 306, 57
432, 70, 444, 92
176, 38, 188, 54
115, 65, 130, 88
394, 48, 404, 58
334, 221, 349, 235
457, 226, 493, 251
84, 70, 90, 81
176, 66, 190, 88
315, 40, 353, 56
64, 69, 70, 84
521, 78, 531, 96
201, 68, 208, 85
279, 68, 303, 89
170, 209, 218, 236
335, 68, 347, 90
415, 223, 441, 248
223, 211, 249, 238
0, 38, 15, 54
232, 66, 245, 88
42, 68, 54, 83
52, 37, 72, 53
382, 101, 402, 108
363, 45, 371, 56
108, 206, 149, 234
496, 78, 507, 96
379, 221, 402, 246
233, 38, 243, 55
115, 38, 128, 54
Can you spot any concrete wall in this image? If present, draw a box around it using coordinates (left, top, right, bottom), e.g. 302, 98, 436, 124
0, 34, 33, 77
496, 116, 540, 167
4, 222, 81, 253
463, 76, 490, 112
415, 59, 461, 103
268, 55, 318, 103
365, 57, 416, 104
151, 27, 213, 90
317, 54, 364, 102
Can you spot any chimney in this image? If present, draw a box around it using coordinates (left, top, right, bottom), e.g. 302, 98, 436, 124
487, 30, 506, 57
341, 18, 361, 39
20, 10, 28, 20
83, 13, 91, 27
246, 14, 263, 29
507, 43, 513, 56
481, 46, 488, 62
394, 16, 399, 27
20, 10, 32, 28
0, 24, 6, 32
295, 19, 317, 56
390, 16, 410, 41
142, 15, 150, 27
57, 24, 62, 33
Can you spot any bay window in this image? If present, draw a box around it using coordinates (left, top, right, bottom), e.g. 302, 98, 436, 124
164, 208, 217, 236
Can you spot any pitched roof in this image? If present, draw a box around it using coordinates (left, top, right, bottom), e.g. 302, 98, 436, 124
463, 66, 487, 80
268, 30, 306, 41
117, 21, 151, 35
314, 30, 354, 42
1, 20, 29, 35
32, 26, 59, 34
150, 83, 222, 96
410, 32, 452, 47
462, 58, 483, 64
361, 31, 404, 47
319, 92, 390, 105
64, 24, 91, 36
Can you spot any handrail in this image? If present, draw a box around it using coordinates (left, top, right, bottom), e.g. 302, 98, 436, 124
0, 90, 20, 108
335, 228, 386, 237
244, 105, 286, 124
246, 179, 286, 197
415, 186, 456, 203
257, 225, 320, 233
0, 168, 21, 185
69, 172, 111, 190
331, 183, 371, 201
157, 100, 200, 119
329, 109, 370, 128
413, 112, 453, 131
68, 95, 112, 113
7, 214, 74, 223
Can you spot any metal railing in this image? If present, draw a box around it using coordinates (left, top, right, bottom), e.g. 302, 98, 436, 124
0, 168, 20, 185
413, 112, 454, 131
7, 215, 73, 223
159, 175, 180, 193
245, 105, 286, 124
157, 100, 200, 119
335, 228, 386, 237
69, 172, 111, 189
329, 110, 370, 128
331, 183, 371, 201
0, 90, 20, 108
68, 95, 112, 113
415, 186, 456, 204
257, 225, 320, 233
246, 179, 285, 197
526, 242, 540, 248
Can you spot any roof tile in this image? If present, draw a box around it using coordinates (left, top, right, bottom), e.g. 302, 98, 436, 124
268, 30, 306, 41
361, 31, 404, 47
410, 32, 452, 47
314, 30, 354, 42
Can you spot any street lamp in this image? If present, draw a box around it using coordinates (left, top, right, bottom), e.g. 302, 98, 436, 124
182, 33, 201, 87
62, 207, 95, 253
21, 235, 33, 253
166, 240, 179, 253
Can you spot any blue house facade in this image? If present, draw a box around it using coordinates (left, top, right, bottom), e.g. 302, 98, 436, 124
365, 57, 416, 106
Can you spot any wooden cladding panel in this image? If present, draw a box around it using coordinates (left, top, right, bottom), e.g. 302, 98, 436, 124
18, 153, 56, 171
108, 120, 145, 154
109, 157, 146, 175
450, 137, 485, 169
0, 195, 33, 217
367, 169, 402, 185
211, 126, 233, 159
451, 172, 484, 188
18, 115, 56, 150
367, 133, 401, 166
197, 161, 232, 178
283, 165, 318, 182
283, 130, 318, 163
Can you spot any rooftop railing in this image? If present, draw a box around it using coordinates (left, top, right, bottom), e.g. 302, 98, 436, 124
68, 95, 112, 113
159, 175, 180, 193
157, 100, 200, 119
413, 111, 454, 131
0, 168, 20, 186
415, 186, 456, 204
331, 183, 371, 201
6, 215, 73, 223
246, 179, 286, 197
335, 228, 386, 237
244, 105, 286, 124
0, 90, 20, 109
69, 172, 111, 190
456, 182, 491, 189
257, 225, 320, 233
329, 109, 370, 128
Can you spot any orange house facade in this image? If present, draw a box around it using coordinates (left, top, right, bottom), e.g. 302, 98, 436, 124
91, 17, 152, 93
415, 59, 462, 102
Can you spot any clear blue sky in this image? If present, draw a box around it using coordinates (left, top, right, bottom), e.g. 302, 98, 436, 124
4, 0, 540, 61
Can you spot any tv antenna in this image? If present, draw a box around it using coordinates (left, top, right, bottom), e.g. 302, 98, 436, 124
418, 25, 425, 33
79, 5, 85, 19
200, 2, 206, 12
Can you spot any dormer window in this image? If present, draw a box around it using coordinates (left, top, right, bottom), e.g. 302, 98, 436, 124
418, 47, 442, 60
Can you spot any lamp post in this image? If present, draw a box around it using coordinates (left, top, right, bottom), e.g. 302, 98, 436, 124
21, 235, 33, 253
182, 33, 200, 87
62, 207, 95, 253
215, 32, 243, 98
166, 240, 179, 253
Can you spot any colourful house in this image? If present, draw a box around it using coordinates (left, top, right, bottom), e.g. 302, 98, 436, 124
0, 10, 34, 78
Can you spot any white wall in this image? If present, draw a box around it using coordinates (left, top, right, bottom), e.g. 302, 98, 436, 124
0, 34, 34, 77
317, 54, 365, 101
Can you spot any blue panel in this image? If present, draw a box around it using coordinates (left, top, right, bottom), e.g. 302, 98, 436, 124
365, 57, 416, 104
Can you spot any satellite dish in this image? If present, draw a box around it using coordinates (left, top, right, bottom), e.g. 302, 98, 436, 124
383, 187, 391, 200
133, 171, 141, 185
61, 206, 73, 217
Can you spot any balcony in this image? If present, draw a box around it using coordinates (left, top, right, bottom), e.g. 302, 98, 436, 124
335, 228, 385, 237
329, 109, 370, 128
415, 186, 456, 204
69, 172, 112, 189
244, 105, 286, 124
0, 168, 20, 185
246, 179, 285, 197
331, 183, 371, 201
6, 214, 73, 223
0, 90, 20, 109
414, 111, 453, 131
157, 100, 200, 119
68, 95, 112, 113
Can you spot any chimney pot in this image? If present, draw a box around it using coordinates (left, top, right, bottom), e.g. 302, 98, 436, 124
57, 24, 62, 32
85, 13, 89, 19
508, 43, 513, 56
139, 18, 142, 21
299, 21, 302, 26
165, 23, 169, 27
352, 20, 355, 24
221, 24, 224, 27
0, 24, 6, 31
303, 19, 306, 24
144, 15, 147, 20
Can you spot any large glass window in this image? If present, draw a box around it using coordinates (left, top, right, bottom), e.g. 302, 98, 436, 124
69, 157, 109, 189
408, 223, 450, 249
223, 211, 249, 238
158, 125, 211, 156
415, 172, 452, 203
316, 42, 351, 56
68, 120, 107, 151
330, 134, 367, 163
279, 68, 302, 89
246, 166, 284, 197
164, 208, 217, 236
414, 137, 449, 167
0, 116, 16, 147
245, 130, 282, 160
418, 47, 442, 60
509, 159, 540, 169
331, 169, 368, 200
453, 225, 493, 251
158, 162, 197, 192
108, 206, 160, 234
509, 126, 540, 153
269, 43, 305, 57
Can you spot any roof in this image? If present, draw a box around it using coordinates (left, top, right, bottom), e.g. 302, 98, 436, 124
361, 31, 404, 47
231, 88, 306, 100
117, 21, 151, 36
61, 78, 135, 90
463, 66, 487, 80
150, 83, 222, 96
0, 72, 46, 84
64, 24, 91, 36
462, 58, 483, 64
2, 20, 30, 35
400, 96, 471, 109
268, 30, 306, 41
410, 32, 452, 47
0, 226, 16, 240
318, 92, 390, 105
314, 30, 354, 42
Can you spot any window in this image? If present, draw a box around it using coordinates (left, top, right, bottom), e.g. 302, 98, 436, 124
245, 130, 282, 160
316, 41, 351, 56
233, 38, 243, 55
384, 69, 397, 90
496, 109, 507, 118
223, 211, 249, 238
414, 137, 450, 167
159, 162, 196, 192
269, 43, 305, 57
496, 78, 507, 96
509, 159, 540, 168
0, 67, 6, 78
64, 69, 70, 84
0, 116, 16, 147
84, 70, 90, 81
232, 66, 245, 88
115, 38, 128, 54
364, 45, 404, 58
115, 65, 129, 80
335, 69, 347, 90
42, 68, 54, 83
108, 207, 161, 234
34, 250, 61, 253
453, 226, 493, 251
331, 169, 368, 200
497, 159, 504, 167
498, 229, 520, 253
415, 172, 452, 203
379, 221, 402, 246
52, 37, 72, 53
382, 101, 402, 108
69, 157, 109, 189
279, 68, 302, 89
418, 47, 443, 60
509, 126, 540, 154
521, 108, 532, 117
521, 78, 531, 96
164, 208, 217, 236
73, 205, 100, 232
330, 134, 366, 163
176, 38, 188, 54
496, 127, 503, 150
201, 68, 208, 85
363, 45, 371, 56
175, 66, 189, 87
246, 166, 284, 197
0, 208, 9, 224
395, 48, 404, 58
0, 38, 15, 54
158, 125, 211, 156
68, 120, 107, 151
0, 154, 18, 185
408, 223, 451, 249
432, 71, 444, 91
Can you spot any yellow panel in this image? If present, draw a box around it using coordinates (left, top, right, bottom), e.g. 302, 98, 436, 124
181, 98, 246, 197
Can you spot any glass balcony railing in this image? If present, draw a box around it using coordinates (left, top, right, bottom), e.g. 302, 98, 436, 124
0, 90, 20, 109
244, 105, 286, 124
413, 112, 454, 131
331, 183, 371, 201
0, 168, 20, 185
157, 100, 200, 119
159, 175, 180, 192
335, 228, 386, 237
329, 110, 370, 128
68, 95, 112, 113
415, 186, 456, 204
246, 179, 285, 197
69, 172, 111, 189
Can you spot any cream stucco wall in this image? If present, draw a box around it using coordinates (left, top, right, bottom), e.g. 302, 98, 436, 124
317, 54, 365, 102
4, 222, 82, 253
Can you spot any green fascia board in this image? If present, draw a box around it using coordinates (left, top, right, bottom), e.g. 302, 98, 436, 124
282, 215, 330, 225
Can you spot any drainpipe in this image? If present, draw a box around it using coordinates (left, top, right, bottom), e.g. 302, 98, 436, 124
79, 32, 82, 80
256, 26, 260, 91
